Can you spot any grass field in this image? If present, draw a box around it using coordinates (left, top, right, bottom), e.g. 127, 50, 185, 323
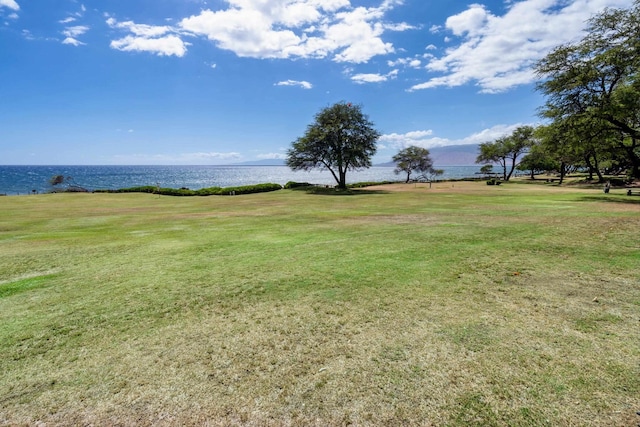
1, 181, 638, 426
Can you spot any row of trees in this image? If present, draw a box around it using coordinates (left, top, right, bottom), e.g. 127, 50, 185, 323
532, 0, 640, 182
286, 2, 639, 187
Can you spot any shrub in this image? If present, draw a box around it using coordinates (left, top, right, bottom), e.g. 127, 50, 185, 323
486, 179, 501, 186
96, 183, 282, 196
284, 181, 313, 189
194, 187, 223, 196
215, 183, 282, 195
608, 178, 627, 186
348, 181, 395, 188
97, 186, 157, 194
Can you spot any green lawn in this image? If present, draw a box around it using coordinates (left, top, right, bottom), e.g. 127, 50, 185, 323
1, 181, 638, 426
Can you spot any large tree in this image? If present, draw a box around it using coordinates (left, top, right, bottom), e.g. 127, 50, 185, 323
517, 140, 558, 180
392, 146, 436, 183
535, 122, 585, 184
535, 0, 640, 178
476, 126, 535, 181
287, 102, 380, 189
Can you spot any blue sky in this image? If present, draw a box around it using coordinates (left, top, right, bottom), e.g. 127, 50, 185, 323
0, 0, 634, 165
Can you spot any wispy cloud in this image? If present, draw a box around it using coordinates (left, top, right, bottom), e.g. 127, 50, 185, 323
62, 25, 89, 38
62, 37, 85, 46
110, 34, 189, 57
411, 0, 635, 93
350, 69, 398, 84
275, 79, 313, 89
379, 124, 526, 149
61, 25, 89, 46
0, 0, 19, 11
107, 16, 190, 57
257, 152, 287, 160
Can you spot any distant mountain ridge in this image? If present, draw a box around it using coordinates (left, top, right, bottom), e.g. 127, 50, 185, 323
428, 144, 479, 166
233, 144, 480, 167
232, 159, 286, 166
376, 144, 479, 167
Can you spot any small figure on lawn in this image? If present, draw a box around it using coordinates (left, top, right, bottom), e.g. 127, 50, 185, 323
604, 181, 610, 194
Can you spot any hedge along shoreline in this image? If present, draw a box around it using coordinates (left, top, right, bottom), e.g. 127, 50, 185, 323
91, 180, 402, 196
94, 183, 283, 196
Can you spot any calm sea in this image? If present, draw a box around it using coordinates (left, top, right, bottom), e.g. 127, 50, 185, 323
0, 165, 482, 195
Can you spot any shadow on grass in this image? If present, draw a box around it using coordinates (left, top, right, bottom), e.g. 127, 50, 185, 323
578, 195, 640, 205
290, 187, 389, 196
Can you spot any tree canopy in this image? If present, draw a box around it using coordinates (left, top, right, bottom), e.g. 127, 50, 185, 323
476, 126, 535, 181
286, 102, 380, 189
392, 146, 436, 183
535, 0, 640, 179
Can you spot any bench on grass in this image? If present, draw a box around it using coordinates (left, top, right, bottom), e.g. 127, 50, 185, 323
627, 189, 640, 196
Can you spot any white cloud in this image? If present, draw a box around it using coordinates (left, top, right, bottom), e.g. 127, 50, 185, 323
107, 18, 172, 38
411, 0, 635, 93
351, 73, 387, 84
185, 152, 242, 161
379, 130, 435, 147
178, 0, 410, 63
110, 34, 189, 57
59, 17, 76, 24
0, 0, 19, 11
387, 57, 421, 68
62, 25, 89, 38
457, 123, 525, 144
107, 17, 189, 57
275, 79, 313, 89
257, 152, 287, 160
104, 1, 413, 63
445, 3, 488, 37
62, 37, 85, 46
351, 69, 398, 84
380, 124, 526, 149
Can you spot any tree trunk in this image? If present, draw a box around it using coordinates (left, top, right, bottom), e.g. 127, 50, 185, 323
506, 156, 517, 181
591, 154, 604, 183
584, 155, 595, 180
500, 157, 508, 181
558, 162, 566, 184
326, 166, 341, 188
338, 168, 347, 189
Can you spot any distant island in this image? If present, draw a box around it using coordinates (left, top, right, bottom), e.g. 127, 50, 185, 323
233, 144, 480, 167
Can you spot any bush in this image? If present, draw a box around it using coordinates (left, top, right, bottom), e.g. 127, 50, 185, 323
608, 178, 627, 186
94, 186, 157, 194
94, 183, 282, 196
284, 181, 313, 189
486, 179, 501, 186
213, 183, 283, 195
348, 181, 395, 188
194, 187, 223, 196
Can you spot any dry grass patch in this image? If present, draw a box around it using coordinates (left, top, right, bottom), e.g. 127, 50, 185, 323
0, 182, 638, 426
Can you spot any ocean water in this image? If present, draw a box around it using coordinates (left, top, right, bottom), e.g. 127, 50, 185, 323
0, 165, 482, 195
